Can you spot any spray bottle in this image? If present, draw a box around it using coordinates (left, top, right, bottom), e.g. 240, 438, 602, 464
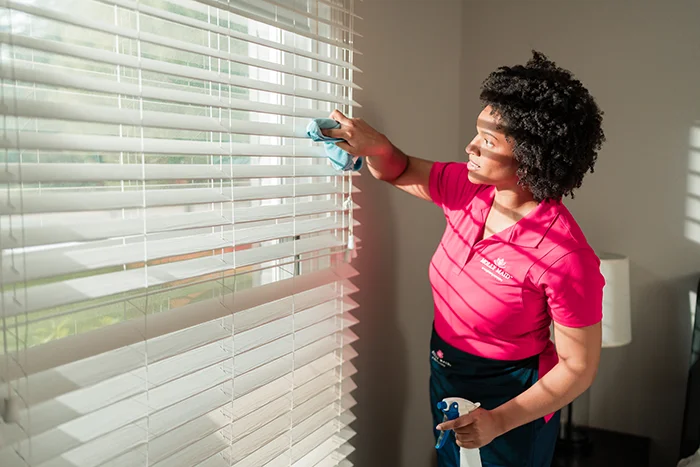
435, 397, 483, 467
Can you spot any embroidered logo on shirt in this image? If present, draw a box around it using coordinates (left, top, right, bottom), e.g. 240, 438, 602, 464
479, 257, 513, 282
431, 350, 451, 367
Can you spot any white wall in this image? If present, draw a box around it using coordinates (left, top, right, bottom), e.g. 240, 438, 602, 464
457, 1, 700, 466
349, 1, 463, 466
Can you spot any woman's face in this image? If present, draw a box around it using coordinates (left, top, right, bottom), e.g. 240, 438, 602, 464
465, 106, 520, 188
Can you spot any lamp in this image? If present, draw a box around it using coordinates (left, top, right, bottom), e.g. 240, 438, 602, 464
599, 253, 632, 348
556, 252, 632, 456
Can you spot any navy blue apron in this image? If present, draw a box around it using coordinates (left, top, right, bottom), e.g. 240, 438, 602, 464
430, 325, 560, 467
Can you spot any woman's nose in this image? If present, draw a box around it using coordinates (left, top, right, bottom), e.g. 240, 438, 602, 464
465, 137, 479, 156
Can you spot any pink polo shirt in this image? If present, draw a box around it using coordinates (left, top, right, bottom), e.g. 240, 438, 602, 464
429, 161, 604, 388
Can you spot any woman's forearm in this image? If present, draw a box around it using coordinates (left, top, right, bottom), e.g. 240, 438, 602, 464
319, 110, 412, 183
491, 360, 596, 435
365, 144, 409, 182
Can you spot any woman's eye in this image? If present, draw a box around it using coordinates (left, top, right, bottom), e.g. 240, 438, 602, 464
483, 139, 494, 148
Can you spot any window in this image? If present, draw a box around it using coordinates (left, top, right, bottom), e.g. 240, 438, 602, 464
0, 0, 360, 465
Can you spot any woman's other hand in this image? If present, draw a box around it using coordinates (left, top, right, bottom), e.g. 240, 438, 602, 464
436, 407, 506, 449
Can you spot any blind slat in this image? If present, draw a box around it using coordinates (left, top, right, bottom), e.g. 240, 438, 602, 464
149, 412, 232, 465
0, 338, 352, 456
0, 263, 358, 382
291, 419, 348, 465
194, 454, 229, 467
235, 328, 358, 400
0, 330, 357, 466
1, 63, 329, 119
0, 131, 329, 158
3, 0, 359, 89
243, 0, 361, 36
236, 315, 355, 378
1, 200, 358, 249
0, 307, 361, 446
2, 99, 311, 139
193, 387, 351, 466
314, 0, 363, 18
150, 343, 355, 449
3, 214, 348, 285
296, 430, 356, 467
2, 234, 346, 316
3, 291, 355, 428
100, 0, 360, 71
0, 161, 348, 183
0, 34, 358, 106
151, 361, 358, 467
0, 183, 350, 215
194, 0, 359, 52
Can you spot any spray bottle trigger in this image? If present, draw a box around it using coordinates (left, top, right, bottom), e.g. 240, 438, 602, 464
434, 401, 461, 449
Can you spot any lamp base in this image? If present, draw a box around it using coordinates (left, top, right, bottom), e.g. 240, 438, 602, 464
556, 425, 593, 458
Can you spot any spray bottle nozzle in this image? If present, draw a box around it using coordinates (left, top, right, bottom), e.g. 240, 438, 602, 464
435, 398, 481, 450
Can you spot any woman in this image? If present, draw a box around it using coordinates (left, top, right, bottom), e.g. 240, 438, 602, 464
323, 51, 606, 467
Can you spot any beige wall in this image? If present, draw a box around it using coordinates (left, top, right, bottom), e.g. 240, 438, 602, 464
350, 1, 700, 466
349, 1, 463, 466
457, 1, 700, 465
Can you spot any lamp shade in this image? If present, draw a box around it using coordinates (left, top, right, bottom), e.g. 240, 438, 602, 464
598, 252, 632, 347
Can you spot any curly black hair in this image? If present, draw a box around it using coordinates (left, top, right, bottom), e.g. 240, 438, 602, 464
479, 51, 605, 202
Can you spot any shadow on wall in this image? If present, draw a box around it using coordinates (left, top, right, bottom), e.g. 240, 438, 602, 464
348, 157, 409, 467
679, 122, 700, 460
680, 278, 700, 459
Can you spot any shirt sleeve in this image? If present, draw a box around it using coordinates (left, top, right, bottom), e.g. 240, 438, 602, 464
538, 248, 605, 328
429, 161, 481, 211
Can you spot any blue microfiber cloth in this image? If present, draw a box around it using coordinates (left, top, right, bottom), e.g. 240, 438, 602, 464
306, 118, 363, 172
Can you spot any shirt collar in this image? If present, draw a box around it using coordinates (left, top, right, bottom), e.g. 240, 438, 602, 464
472, 187, 561, 248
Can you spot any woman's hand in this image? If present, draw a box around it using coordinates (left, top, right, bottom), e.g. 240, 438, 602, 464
322, 109, 426, 189
436, 408, 506, 449
321, 109, 393, 158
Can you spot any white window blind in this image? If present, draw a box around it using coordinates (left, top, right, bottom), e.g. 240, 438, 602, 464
0, 0, 361, 466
